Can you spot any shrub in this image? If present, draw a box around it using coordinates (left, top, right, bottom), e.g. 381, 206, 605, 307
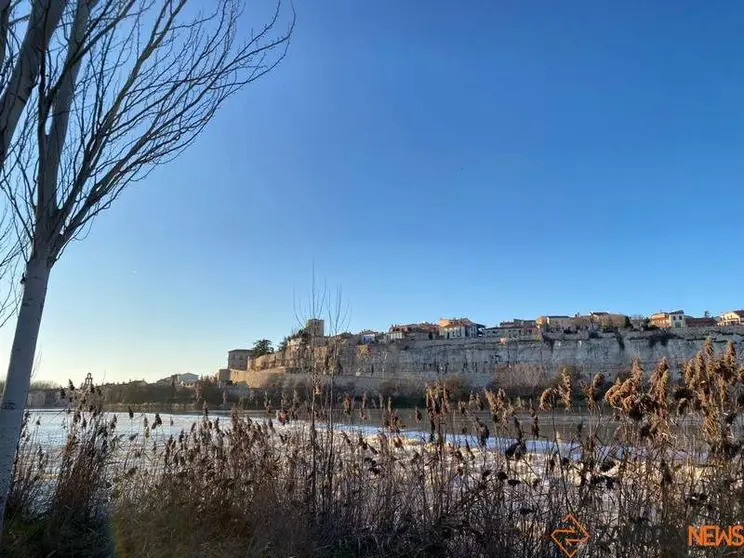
648, 330, 678, 348
615, 331, 626, 350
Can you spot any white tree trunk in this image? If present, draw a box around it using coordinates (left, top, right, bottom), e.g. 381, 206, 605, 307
0, 0, 68, 168
0, 254, 51, 533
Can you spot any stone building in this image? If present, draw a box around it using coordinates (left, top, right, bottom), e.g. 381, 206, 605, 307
536, 315, 573, 332
304, 318, 325, 338
227, 349, 253, 370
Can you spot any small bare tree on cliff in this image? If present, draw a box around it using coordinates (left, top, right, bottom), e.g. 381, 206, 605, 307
0, 0, 294, 532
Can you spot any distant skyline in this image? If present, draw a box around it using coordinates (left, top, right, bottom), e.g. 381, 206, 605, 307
2, 0, 744, 385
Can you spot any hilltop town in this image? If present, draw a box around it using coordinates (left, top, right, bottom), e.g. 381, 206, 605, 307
218, 308, 744, 391
226, 309, 743, 366
24, 309, 744, 409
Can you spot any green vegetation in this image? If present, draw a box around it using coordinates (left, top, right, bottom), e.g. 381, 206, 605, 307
0, 381, 60, 394
647, 330, 679, 348
251, 339, 274, 358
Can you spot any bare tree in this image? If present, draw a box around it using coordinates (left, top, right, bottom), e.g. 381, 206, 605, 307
0, 0, 294, 531
291, 268, 351, 517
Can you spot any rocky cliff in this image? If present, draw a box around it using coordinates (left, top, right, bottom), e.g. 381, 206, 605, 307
233, 327, 744, 389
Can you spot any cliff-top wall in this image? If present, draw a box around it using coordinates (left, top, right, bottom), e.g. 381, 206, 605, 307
230, 327, 744, 389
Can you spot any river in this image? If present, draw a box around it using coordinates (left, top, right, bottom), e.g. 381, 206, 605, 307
23, 406, 712, 457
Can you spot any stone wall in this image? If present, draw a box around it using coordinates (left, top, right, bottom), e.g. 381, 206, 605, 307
229, 327, 744, 389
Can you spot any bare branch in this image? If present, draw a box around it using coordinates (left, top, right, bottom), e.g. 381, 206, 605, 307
0, 0, 295, 266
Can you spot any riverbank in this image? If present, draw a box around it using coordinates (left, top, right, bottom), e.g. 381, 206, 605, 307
4, 343, 742, 557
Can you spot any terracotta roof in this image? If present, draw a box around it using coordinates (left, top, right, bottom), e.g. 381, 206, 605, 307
651, 310, 684, 317
389, 324, 415, 331
389, 322, 439, 333
441, 318, 477, 328
728, 310, 744, 318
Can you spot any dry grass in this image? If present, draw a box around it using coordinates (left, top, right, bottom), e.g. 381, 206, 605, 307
4, 340, 744, 557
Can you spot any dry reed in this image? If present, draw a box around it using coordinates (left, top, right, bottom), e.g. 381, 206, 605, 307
4, 340, 744, 557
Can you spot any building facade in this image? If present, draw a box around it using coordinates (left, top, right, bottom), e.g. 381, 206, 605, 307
386, 322, 439, 341
718, 310, 744, 326
649, 310, 686, 329
215, 368, 231, 383
304, 318, 325, 338
438, 318, 483, 339
589, 312, 629, 329
484, 319, 538, 340
359, 330, 378, 344
227, 349, 253, 370
536, 315, 573, 332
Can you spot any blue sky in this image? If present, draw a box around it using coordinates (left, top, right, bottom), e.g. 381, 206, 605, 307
3, 0, 744, 384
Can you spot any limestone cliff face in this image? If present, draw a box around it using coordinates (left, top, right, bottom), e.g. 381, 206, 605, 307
237, 327, 744, 388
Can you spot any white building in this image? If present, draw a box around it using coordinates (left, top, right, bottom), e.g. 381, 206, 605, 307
176, 373, 200, 388
386, 330, 404, 341
438, 318, 483, 339
649, 310, 686, 329
359, 330, 378, 344
718, 310, 744, 326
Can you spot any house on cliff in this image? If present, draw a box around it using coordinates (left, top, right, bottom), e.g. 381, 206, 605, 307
649, 310, 686, 329
569, 312, 630, 331
438, 318, 484, 339
536, 315, 573, 333
718, 310, 744, 326
589, 312, 629, 329
483, 319, 537, 340
358, 330, 379, 344
386, 322, 439, 341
